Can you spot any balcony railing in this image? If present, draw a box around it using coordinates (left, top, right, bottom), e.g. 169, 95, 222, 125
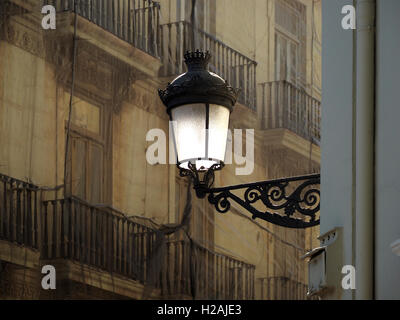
161, 240, 255, 299
260, 80, 321, 143
0, 171, 256, 298
159, 21, 257, 110
0, 174, 39, 249
259, 276, 308, 300
45, 0, 161, 57
41, 198, 255, 298
41, 197, 159, 286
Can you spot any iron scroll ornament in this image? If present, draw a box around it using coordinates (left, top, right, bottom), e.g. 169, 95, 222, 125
204, 174, 321, 229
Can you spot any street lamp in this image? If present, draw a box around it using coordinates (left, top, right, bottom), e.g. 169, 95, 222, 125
159, 50, 239, 197
159, 50, 320, 229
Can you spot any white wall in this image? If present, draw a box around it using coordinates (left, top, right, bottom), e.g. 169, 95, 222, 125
322, 0, 400, 299
321, 0, 355, 300
375, 0, 400, 300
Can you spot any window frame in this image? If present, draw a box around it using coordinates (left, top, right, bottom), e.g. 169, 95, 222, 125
64, 92, 112, 204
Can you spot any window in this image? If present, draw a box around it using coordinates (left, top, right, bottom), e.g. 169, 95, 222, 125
275, 32, 299, 85
69, 134, 104, 203
275, 0, 306, 88
65, 94, 111, 204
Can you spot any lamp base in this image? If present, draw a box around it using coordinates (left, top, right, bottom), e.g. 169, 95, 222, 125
178, 162, 223, 198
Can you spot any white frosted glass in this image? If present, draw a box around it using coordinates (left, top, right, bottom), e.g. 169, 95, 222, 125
207, 104, 230, 162
171, 104, 206, 164
171, 103, 231, 171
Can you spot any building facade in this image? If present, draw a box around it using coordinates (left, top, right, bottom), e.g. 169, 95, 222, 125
0, 0, 321, 299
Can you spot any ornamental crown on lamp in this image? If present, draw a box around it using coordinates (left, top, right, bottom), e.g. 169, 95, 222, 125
158, 50, 240, 111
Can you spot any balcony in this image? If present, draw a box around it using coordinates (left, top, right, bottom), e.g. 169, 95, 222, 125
159, 21, 257, 110
259, 276, 310, 300
42, 197, 255, 299
41, 197, 159, 288
260, 80, 321, 143
45, 0, 161, 57
42, 2, 257, 110
0, 174, 40, 268
161, 239, 255, 299
0, 174, 39, 249
0, 173, 254, 299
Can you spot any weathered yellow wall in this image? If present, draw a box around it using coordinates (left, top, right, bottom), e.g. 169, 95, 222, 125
0, 0, 321, 299
0, 41, 57, 187
112, 81, 170, 223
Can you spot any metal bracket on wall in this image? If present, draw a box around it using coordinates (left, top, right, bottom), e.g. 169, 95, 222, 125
186, 171, 321, 229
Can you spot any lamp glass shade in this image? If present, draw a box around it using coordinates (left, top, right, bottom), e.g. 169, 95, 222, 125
171, 103, 230, 171
207, 104, 230, 161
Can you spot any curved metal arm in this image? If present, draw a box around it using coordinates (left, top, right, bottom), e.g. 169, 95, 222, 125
179, 162, 320, 229
206, 174, 320, 229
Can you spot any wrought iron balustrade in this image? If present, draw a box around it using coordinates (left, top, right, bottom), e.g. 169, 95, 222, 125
161, 239, 255, 299
0, 174, 39, 249
41, 197, 159, 286
44, 0, 160, 57
259, 276, 309, 300
260, 80, 321, 142
159, 21, 257, 110
0, 172, 258, 299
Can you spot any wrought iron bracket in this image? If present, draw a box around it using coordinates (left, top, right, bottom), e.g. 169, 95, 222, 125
181, 168, 321, 229
179, 162, 223, 199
